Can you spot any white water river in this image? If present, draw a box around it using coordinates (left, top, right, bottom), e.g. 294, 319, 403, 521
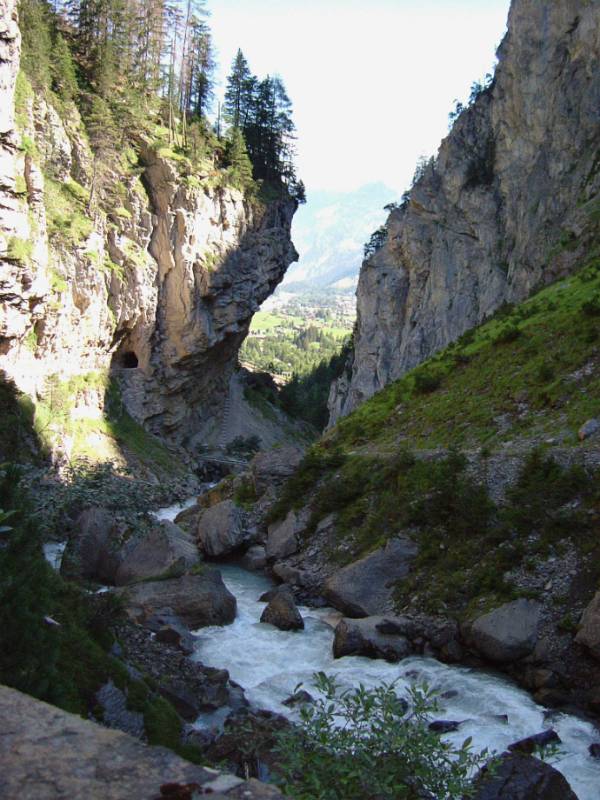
190, 564, 600, 800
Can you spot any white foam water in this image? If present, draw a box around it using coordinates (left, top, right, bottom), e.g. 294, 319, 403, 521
192, 564, 600, 800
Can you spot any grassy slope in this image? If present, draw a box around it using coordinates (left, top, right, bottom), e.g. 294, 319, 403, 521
270, 254, 600, 619
330, 254, 600, 453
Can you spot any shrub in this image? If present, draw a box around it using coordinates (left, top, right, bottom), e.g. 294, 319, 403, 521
581, 294, 600, 317
492, 324, 521, 345
413, 369, 443, 394
274, 673, 492, 800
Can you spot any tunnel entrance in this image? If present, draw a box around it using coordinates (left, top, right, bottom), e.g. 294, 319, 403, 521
119, 351, 139, 369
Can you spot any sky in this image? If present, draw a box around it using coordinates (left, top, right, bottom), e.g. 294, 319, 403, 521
207, 0, 511, 197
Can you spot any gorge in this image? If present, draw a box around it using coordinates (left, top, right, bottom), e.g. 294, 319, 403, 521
1, 0, 600, 798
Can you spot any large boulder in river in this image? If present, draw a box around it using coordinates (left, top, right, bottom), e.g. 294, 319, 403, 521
471, 753, 578, 799
260, 589, 304, 631
197, 500, 251, 557
468, 599, 542, 663
324, 537, 418, 617
266, 509, 305, 560
333, 617, 412, 662
62, 509, 200, 586
115, 521, 199, 586
61, 507, 126, 583
575, 590, 600, 660
115, 571, 236, 628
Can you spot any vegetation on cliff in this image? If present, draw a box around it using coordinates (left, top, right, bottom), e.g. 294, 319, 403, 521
269, 253, 600, 619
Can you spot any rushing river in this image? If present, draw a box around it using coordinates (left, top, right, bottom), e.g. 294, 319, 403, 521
191, 564, 600, 800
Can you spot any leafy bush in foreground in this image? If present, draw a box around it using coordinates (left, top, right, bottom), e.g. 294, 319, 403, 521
274, 673, 492, 800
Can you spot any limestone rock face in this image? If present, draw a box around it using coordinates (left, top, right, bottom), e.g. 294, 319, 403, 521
468, 599, 542, 663
0, 5, 297, 456
323, 537, 418, 617
329, 0, 600, 424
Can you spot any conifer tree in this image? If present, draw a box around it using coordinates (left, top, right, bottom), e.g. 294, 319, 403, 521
224, 49, 253, 129
225, 127, 253, 189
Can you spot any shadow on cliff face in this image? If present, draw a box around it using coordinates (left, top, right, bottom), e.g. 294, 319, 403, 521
0, 371, 41, 464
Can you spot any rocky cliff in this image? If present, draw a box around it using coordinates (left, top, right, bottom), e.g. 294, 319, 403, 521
0, 0, 297, 461
329, 0, 600, 424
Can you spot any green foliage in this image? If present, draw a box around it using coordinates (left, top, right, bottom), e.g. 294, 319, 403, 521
224, 435, 261, 460
280, 339, 353, 431
6, 236, 33, 263
51, 33, 79, 102
413, 368, 443, 395
19, 0, 52, 91
225, 127, 254, 189
274, 673, 492, 800
363, 225, 387, 258
44, 177, 93, 245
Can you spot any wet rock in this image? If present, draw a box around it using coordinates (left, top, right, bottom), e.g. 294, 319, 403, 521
115, 521, 200, 586
333, 617, 412, 662
589, 743, 600, 759
471, 753, 577, 800
158, 681, 203, 722
428, 720, 464, 733
115, 571, 236, 628
260, 591, 304, 631
508, 729, 561, 755
149, 610, 196, 656
241, 545, 267, 571
259, 585, 293, 603
282, 690, 314, 707
266, 510, 305, 560
468, 599, 542, 663
578, 419, 600, 441
324, 537, 418, 617
197, 500, 250, 557
575, 590, 600, 660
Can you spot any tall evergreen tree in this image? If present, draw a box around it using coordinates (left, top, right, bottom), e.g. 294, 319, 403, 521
223, 49, 253, 130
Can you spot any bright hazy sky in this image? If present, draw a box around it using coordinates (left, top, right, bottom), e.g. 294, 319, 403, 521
208, 0, 511, 195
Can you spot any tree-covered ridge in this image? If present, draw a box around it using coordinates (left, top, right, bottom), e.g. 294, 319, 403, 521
18, 0, 302, 200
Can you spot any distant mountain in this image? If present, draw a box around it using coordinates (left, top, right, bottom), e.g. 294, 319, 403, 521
284, 183, 396, 291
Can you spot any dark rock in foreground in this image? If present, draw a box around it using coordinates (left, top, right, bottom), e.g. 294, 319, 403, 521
508, 729, 561, 755
471, 753, 578, 799
0, 684, 284, 799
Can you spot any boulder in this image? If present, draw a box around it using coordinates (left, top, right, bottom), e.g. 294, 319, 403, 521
260, 590, 304, 631
115, 521, 200, 586
468, 599, 542, 663
471, 753, 578, 800
250, 445, 305, 495
578, 418, 600, 441
508, 730, 561, 755
589, 743, 600, 759
241, 545, 267, 571
324, 537, 418, 617
575, 590, 600, 660
271, 563, 309, 585
333, 617, 412, 662
174, 503, 202, 533
145, 609, 195, 655
115, 572, 236, 629
62, 510, 201, 587
61, 507, 126, 583
265, 510, 305, 560
0, 685, 283, 799
282, 690, 314, 707
197, 500, 250, 557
